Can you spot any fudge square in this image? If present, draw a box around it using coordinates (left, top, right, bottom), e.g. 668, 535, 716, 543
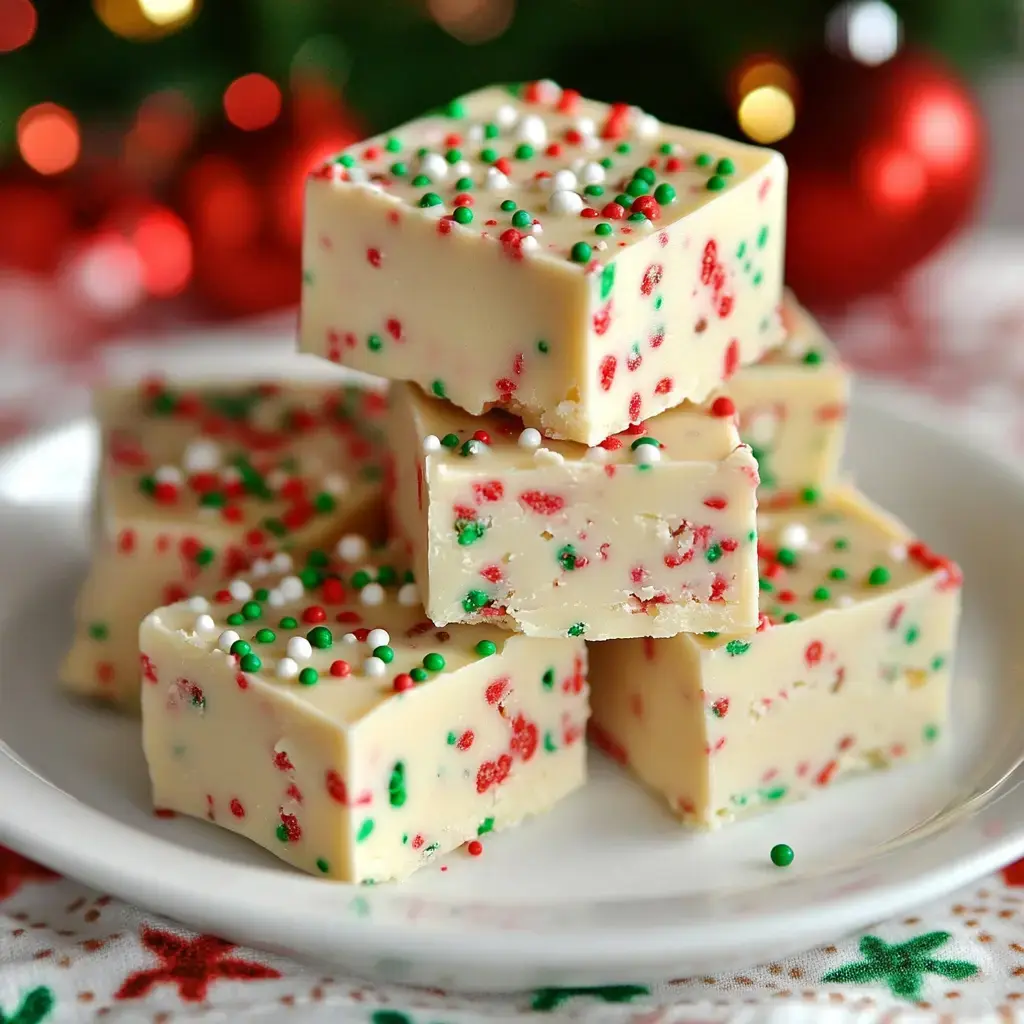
300, 81, 787, 445
724, 291, 849, 505
588, 488, 961, 827
388, 381, 760, 641
61, 379, 387, 710
140, 543, 589, 883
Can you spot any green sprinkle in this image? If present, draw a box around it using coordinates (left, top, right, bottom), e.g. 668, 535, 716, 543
544, 731, 558, 753
613, 192, 631, 207
199, 492, 225, 508
737, 241, 747, 258
923, 724, 940, 743
226, 613, 244, 626
703, 631, 719, 638
477, 816, 495, 836
351, 570, 370, 590
88, 622, 108, 641
455, 176, 473, 191
457, 520, 486, 546
336, 153, 355, 168
298, 667, 318, 686
419, 192, 443, 208
595, 222, 612, 236
480, 147, 498, 163
410, 667, 428, 683
801, 487, 821, 504
813, 587, 830, 602
431, 380, 446, 398
446, 731, 457, 745
376, 565, 398, 586
445, 147, 461, 164
241, 601, 261, 621
373, 645, 395, 663
462, 589, 489, 612
410, 173, 430, 187
716, 157, 736, 175
230, 640, 251, 657
423, 652, 445, 672
931, 655, 946, 672
475, 639, 496, 657
630, 436, 659, 450
759, 578, 774, 592
453, 206, 473, 225
616, 142, 632, 154
633, 166, 656, 184
514, 143, 534, 160
367, 334, 383, 352
500, 198, 516, 212
695, 153, 713, 167
833, 537, 850, 550
653, 182, 676, 204
761, 786, 788, 802
440, 432, 460, 447
867, 566, 891, 586
600, 156, 614, 168
254, 628, 275, 644
905, 625, 920, 645
777, 548, 797, 567
298, 568, 320, 590
706, 543, 723, 563
195, 547, 214, 566
570, 241, 592, 263
783, 612, 801, 623
239, 653, 262, 673
725, 639, 751, 656
757, 225, 769, 248
567, 622, 587, 638
308, 626, 333, 649
706, 175, 727, 191
753, 270, 763, 286
511, 209, 531, 228
483, 123, 498, 139
584, 183, 604, 196
654, 295, 663, 310
542, 667, 555, 690
356, 818, 375, 842
385, 136, 401, 152
537, 339, 549, 354
275, 824, 289, 842
388, 762, 406, 808
390, 161, 407, 176
828, 567, 847, 580
770, 843, 794, 867
802, 349, 824, 365
279, 616, 298, 630
445, 99, 466, 118
600, 262, 616, 299
557, 544, 578, 571
316, 858, 329, 873
628, 212, 647, 222
626, 177, 649, 197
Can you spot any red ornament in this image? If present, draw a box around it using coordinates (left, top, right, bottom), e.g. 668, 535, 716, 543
780, 50, 985, 310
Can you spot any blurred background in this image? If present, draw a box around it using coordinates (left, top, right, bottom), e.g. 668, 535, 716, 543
0, 0, 1022, 433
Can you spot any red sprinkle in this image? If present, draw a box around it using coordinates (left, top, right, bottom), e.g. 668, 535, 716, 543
456, 730, 475, 751
472, 429, 491, 445
467, 840, 483, 857
321, 579, 346, 604
302, 605, 327, 624
392, 673, 414, 693
601, 202, 626, 220
366, 248, 382, 268
710, 396, 736, 418
598, 355, 617, 391
330, 660, 351, 677
229, 798, 245, 818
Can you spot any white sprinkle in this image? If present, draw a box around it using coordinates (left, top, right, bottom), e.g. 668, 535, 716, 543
287, 636, 312, 661
451, 159, 472, 179
574, 116, 596, 137
422, 434, 442, 454
186, 596, 209, 613
836, 595, 856, 609
536, 78, 561, 102
779, 523, 810, 551
397, 582, 419, 607
519, 235, 539, 254
342, 632, 358, 645
337, 534, 368, 562
154, 465, 183, 485
530, 221, 543, 236
194, 614, 216, 635
495, 103, 518, 128
182, 440, 221, 473
228, 580, 253, 601
890, 543, 908, 562
584, 446, 608, 463
278, 576, 305, 602
266, 469, 288, 492
548, 190, 584, 216
418, 151, 448, 181
360, 582, 385, 606
267, 589, 285, 608
534, 447, 565, 466
276, 657, 299, 680
551, 168, 577, 192
594, 240, 608, 251
633, 443, 661, 466
484, 167, 510, 191
367, 628, 390, 649
634, 112, 660, 138
270, 552, 292, 573
579, 161, 606, 185
467, 124, 484, 142
421, 202, 446, 220
363, 656, 387, 677
582, 135, 600, 152
347, 166, 369, 185
250, 558, 270, 579
517, 427, 542, 450
322, 472, 349, 496
217, 630, 240, 653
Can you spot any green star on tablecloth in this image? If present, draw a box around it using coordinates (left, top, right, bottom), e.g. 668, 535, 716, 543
822, 931, 978, 1000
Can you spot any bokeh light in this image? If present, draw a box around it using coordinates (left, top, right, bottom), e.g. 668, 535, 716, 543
0, 0, 37, 53
737, 86, 796, 144
905, 89, 976, 175
138, 0, 193, 26
223, 74, 282, 131
826, 0, 901, 66
860, 146, 926, 211
185, 155, 262, 249
93, 0, 195, 40
67, 234, 145, 315
428, 0, 515, 44
17, 104, 81, 175
132, 208, 193, 296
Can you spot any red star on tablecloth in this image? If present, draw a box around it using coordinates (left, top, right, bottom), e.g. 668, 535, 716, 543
1001, 858, 1024, 887
114, 926, 281, 1002
0, 845, 58, 901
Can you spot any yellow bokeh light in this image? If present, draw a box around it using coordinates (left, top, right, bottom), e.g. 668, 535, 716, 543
93, 0, 196, 40
737, 85, 796, 145
138, 0, 194, 26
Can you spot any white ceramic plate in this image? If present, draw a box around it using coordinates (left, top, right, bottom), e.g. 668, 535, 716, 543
0, 375, 1022, 993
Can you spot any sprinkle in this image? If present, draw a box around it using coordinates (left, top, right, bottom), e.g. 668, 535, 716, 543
710, 396, 735, 418
367, 628, 390, 649
217, 630, 240, 653
567, 622, 587, 637
229, 580, 253, 602
397, 582, 420, 606
706, 175, 727, 191
336, 535, 368, 562
330, 660, 351, 677
422, 434, 442, 453
229, 639, 251, 657
276, 658, 298, 679
194, 614, 216, 635
453, 206, 473, 225
485, 167, 509, 190
287, 637, 313, 661
778, 523, 809, 551
239, 653, 262, 673
307, 626, 333, 649
341, 633, 357, 644
518, 427, 542, 450
363, 657, 386, 677
466, 839, 483, 857
632, 442, 661, 466
419, 191, 443, 208
867, 566, 891, 586
478, 817, 495, 835
770, 843, 794, 867
654, 182, 676, 204
373, 644, 395, 663
475, 640, 496, 657
360, 583, 385, 606
516, 114, 547, 145
511, 209, 532, 228
570, 242, 592, 263
297, 667, 317, 686
460, 439, 486, 457
548, 190, 584, 216
431, 380, 447, 398
279, 576, 305, 601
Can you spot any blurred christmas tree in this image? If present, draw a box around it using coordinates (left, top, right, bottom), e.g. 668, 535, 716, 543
0, 0, 1016, 316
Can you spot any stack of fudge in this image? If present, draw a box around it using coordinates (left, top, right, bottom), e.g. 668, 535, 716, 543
61, 83, 962, 883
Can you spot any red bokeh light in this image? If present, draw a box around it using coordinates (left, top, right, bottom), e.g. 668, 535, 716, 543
223, 74, 282, 132
17, 103, 80, 175
0, 0, 37, 53
184, 155, 261, 249
904, 89, 977, 176
131, 208, 193, 296
861, 146, 926, 211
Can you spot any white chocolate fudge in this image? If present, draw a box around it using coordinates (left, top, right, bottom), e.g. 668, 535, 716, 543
140, 544, 589, 883
724, 291, 849, 504
388, 382, 760, 640
62, 379, 387, 710
588, 489, 961, 827
300, 81, 787, 444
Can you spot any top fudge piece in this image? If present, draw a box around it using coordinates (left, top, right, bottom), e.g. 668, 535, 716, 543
725, 292, 849, 504
61, 378, 388, 709
301, 81, 787, 444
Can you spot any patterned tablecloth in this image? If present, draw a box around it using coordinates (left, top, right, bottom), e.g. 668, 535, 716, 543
2, 234, 1024, 1023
